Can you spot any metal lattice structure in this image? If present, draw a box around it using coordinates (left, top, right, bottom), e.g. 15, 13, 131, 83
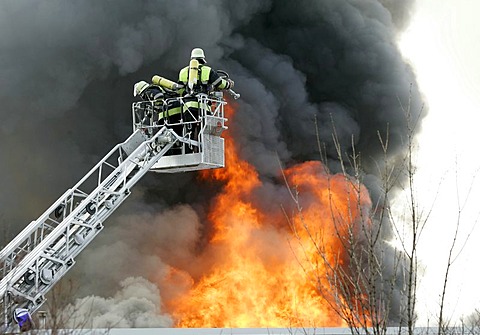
0, 93, 228, 333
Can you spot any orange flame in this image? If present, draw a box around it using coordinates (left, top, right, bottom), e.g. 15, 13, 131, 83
163, 105, 372, 328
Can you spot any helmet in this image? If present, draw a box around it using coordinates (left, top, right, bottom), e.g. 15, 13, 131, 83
133, 80, 150, 97
190, 48, 206, 62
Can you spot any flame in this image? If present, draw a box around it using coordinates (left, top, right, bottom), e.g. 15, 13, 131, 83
163, 105, 372, 328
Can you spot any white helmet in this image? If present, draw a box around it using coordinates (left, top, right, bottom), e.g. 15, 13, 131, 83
190, 48, 206, 62
133, 80, 150, 97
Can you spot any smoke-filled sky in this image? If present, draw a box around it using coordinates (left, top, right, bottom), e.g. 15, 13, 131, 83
0, 0, 426, 327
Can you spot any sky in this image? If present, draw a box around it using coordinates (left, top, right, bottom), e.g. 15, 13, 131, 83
399, 0, 480, 325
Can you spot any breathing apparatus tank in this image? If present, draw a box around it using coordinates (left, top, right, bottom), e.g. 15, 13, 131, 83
151, 75, 184, 91
187, 58, 200, 92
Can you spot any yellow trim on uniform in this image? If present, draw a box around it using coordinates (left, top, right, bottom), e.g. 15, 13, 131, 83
183, 100, 210, 111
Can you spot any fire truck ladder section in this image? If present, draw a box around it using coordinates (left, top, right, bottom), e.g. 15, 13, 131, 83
0, 93, 227, 332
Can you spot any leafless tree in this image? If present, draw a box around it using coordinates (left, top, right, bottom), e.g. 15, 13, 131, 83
282, 133, 403, 334
460, 309, 480, 335
436, 164, 480, 335
387, 94, 428, 335
281, 94, 428, 335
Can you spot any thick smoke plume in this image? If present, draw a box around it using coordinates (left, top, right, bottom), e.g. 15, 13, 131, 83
65, 277, 173, 328
0, 0, 423, 326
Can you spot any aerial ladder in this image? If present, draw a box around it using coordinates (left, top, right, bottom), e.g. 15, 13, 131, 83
0, 82, 237, 332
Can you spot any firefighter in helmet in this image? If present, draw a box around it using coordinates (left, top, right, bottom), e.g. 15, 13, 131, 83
178, 48, 234, 95
133, 80, 165, 129
177, 48, 234, 151
133, 80, 164, 102
133, 80, 182, 130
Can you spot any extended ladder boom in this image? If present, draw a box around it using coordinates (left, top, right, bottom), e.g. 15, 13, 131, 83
0, 92, 228, 332
0, 126, 177, 331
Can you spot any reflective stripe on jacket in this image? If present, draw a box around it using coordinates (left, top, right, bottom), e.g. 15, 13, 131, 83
182, 99, 210, 112
157, 99, 182, 120
157, 98, 210, 121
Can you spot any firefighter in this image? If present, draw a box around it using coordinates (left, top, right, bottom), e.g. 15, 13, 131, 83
177, 48, 234, 151
150, 76, 185, 135
133, 80, 182, 130
133, 80, 164, 102
178, 48, 234, 95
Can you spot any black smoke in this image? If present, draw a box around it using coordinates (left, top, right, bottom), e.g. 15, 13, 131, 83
0, 0, 423, 327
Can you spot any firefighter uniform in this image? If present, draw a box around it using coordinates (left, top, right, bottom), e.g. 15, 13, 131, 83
177, 48, 234, 151
133, 80, 182, 128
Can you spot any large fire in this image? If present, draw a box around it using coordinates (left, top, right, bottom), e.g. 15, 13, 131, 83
162, 105, 372, 328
